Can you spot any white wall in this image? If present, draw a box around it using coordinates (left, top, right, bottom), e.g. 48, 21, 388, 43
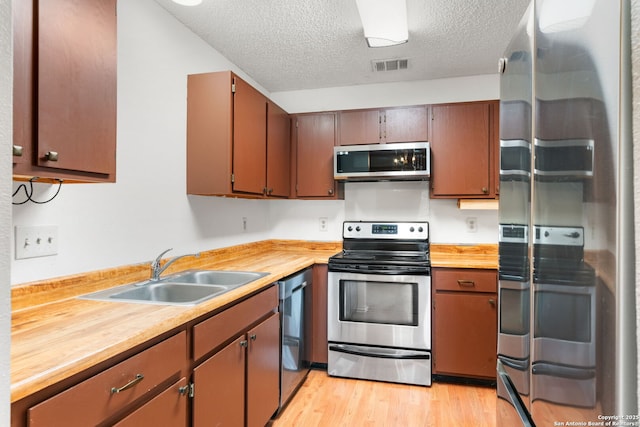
11, 0, 275, 284
1, 1, 11, 424
11, 0, 498, 286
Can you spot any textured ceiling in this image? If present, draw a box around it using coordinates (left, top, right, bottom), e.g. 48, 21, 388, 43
153, 0, 531, 92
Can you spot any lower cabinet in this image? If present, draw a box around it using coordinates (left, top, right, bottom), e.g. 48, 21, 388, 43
310, 264, 328, 364
26, 331, 188, 427
191, 286, 280, 427
193, 313, 280, 427
432, 268, 497, 380
113, 377, 189, 427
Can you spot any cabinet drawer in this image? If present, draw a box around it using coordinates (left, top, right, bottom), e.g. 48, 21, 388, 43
433, 269, 497, 293
113, 377, 188, 427
28, 331, 186, 427
193, 286, 278, 360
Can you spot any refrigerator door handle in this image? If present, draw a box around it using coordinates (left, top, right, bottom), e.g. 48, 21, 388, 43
531, 362, 596, 380
498, 355, 529, 371
497, 360, 535, 427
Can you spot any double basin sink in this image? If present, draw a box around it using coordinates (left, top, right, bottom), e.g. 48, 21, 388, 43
79, 270, 269, 306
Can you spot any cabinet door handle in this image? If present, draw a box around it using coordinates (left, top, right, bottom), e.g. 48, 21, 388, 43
328, 188, 334, 195
110, 374, 144, 394
488, 298, 496, 307
240, 340, 248, 348
44, 151, 59, 161
250, 334, 257, 341
457, 280, 475, 287
482, 187, 488, 194
13, 145, 23, 157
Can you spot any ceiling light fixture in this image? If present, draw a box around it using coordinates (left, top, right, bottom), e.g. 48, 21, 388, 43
171, 0, 202, 6
355, 0, 408, 48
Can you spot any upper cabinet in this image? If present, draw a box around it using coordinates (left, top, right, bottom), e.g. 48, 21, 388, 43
266, 101, 291, 197
337, 106, 428, 145
291, 113, 342, 199
429, 101, 499, 199
186, 71, 290, 198
13, 0, 118, 182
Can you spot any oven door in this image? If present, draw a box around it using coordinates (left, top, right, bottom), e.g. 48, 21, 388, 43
327, 271, 430, 350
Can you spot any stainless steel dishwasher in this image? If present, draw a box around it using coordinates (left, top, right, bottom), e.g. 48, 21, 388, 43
278, 267, 312, 411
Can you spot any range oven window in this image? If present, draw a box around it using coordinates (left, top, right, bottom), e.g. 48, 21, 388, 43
534, 290, 591, 342
339, 279, 418, 326
500, 286, 530, 335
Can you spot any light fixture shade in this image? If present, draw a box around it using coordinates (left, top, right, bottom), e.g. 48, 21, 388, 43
172, 0, 202, 6
355, 0, 408, 47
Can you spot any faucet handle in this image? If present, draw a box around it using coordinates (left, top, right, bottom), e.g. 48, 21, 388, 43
153, 248, 173, 267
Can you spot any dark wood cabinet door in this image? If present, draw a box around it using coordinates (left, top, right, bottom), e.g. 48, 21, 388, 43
433, 292, 497, 379
266, 101, 291, 197
193, 336, 246, 427
246, 313, 280, 427
383, 106, 428, 143
295, 113, 337, 198
113, 378, 188, 427
233, 77, 267, 195
430, 102, 492, 197
492, 101, 500, 196
338, 110, 380, 145
36, 0, 117, 176
311, 264, 328, 364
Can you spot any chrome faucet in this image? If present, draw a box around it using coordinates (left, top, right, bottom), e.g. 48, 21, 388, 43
150, 248, 201, 281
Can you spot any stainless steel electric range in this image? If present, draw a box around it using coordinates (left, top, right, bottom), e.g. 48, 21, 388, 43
327, 221, 432, 386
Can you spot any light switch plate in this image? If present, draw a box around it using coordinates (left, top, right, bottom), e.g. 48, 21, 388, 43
15, 225, 59, 259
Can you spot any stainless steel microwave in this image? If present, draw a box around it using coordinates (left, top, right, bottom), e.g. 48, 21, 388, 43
333, 142, 430, 181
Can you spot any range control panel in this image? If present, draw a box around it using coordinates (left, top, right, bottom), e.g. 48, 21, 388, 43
342, 221, 429, 240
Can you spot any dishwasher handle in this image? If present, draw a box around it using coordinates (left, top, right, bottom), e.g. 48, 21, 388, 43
278, 268, 313, 300
279, 280, 308, 300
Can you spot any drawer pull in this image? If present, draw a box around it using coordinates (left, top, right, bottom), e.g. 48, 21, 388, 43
44, 151, 59, 161
111, 374, 144, 394
489, 298, 496, 307
13, 145, 23, 156
457, 280, 475, 287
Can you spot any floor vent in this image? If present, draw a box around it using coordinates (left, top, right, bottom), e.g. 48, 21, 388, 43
372, 58, 409, 72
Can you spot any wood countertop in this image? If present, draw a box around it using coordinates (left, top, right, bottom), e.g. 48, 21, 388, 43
430, 244, 498, 269
11, 240, 340, 403
11, 240, 497, 404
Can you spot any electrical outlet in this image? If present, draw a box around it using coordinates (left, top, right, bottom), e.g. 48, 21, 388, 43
15, 225, 59, 259
319, 217, 328, 232
242, 217, 248, 232
465, 217, 478, 233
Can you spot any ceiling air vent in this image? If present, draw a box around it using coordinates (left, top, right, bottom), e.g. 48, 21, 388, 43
372, 58, 409, 72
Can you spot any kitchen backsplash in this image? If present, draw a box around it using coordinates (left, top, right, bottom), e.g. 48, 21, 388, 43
269, 181, 499, 244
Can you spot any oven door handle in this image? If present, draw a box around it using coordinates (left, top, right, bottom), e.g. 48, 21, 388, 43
329, 344, 430, 360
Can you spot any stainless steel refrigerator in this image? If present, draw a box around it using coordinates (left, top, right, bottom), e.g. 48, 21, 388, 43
496, 0, 637, 425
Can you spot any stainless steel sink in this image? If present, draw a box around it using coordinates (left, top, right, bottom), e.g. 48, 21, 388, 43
166, 270, 269, 286
78, 269, 269, 306
109, 283, 229, 304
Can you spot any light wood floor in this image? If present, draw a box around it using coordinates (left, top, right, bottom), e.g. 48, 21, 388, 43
272, 369, 497, 427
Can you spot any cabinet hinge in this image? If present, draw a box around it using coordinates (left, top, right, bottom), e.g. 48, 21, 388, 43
231, 174, 235, 183
188, 382, 195, 398
231, 82, 236, 93
179, 382, 195, 398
